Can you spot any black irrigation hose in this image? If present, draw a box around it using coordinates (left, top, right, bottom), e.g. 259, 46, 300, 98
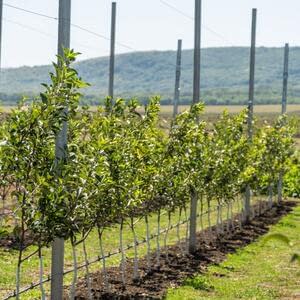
3, 196, 266, 299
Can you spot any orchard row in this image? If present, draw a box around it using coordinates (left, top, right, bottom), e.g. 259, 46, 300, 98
0, 50, 295, 249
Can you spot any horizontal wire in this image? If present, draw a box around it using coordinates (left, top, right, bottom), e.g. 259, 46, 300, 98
6, 1, 234, 47
4, 196, 252, 300
4, 3, 57, 20
3, 2, 136, 51
3, 18, 106, 54
70, 23, 135, 51
3, 17, 57, 38
3, 2, 197, 70
159, 0, 193, 21
158, 0, 234, 46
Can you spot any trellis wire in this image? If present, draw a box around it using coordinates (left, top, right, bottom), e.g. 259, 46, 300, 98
3, 194, 271, 300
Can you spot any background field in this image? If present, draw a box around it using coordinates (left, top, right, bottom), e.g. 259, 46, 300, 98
3, 104, 300, 114
2, 104, 300, 142
158, 104, 300, 114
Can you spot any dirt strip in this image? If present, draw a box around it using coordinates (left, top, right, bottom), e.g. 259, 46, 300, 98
68, 200, 297, 300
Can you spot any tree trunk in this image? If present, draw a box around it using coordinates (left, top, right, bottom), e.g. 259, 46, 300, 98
145, 215, 151, 271
120, 219, 126, 286
131, 217, 139, 280
156, 210, 161, 266
98, 228, 109, 290
70, 241, 78, 300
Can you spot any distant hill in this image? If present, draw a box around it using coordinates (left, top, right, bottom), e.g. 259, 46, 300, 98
1, 47, 300, 105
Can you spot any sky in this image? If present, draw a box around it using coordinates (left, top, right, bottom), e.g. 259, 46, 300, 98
2, 0, 300, 68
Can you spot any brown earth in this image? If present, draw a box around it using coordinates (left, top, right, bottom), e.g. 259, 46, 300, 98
68, 200, 297, 300
0, 228, 34, 250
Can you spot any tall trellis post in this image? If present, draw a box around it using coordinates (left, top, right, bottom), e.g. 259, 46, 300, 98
173, 39, 182, 118
281, 43, 289, 115
245, 8, 257, 222
108, 2, 117, 98
0, 0, 3, 69
189, 0, 201, 254
278, 43, 289, 203
50, 1, 71, 299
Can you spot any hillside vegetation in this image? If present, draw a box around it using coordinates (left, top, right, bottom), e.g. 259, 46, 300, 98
2, 47, 300, 105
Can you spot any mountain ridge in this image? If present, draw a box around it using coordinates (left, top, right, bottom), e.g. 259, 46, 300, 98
1, 47, 300, 105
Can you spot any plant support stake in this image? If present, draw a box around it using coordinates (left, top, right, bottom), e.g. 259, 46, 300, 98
189, 0, 202, 254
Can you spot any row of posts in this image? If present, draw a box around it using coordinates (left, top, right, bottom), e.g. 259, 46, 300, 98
187, 4, 290, 251
54, 1, 291, 296
0, 0, 289, 298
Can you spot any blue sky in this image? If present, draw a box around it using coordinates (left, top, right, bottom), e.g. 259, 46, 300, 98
2, 0, 300, 67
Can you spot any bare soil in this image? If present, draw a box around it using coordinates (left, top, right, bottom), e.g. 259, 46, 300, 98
69, 200, 297, 300
0, 229, 34, 250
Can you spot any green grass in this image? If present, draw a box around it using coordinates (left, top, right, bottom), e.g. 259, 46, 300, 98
166, 202, 300, 300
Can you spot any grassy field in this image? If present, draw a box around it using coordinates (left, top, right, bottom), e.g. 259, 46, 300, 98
2, 104, 299, 133
167, 203, 300, 300
157, 104, 300, 116
155, 105, 300, 147
2, 104, 300, 114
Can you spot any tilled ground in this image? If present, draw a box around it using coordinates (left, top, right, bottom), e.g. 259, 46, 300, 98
69, 200, 297, 300
0, 223, 34, 250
